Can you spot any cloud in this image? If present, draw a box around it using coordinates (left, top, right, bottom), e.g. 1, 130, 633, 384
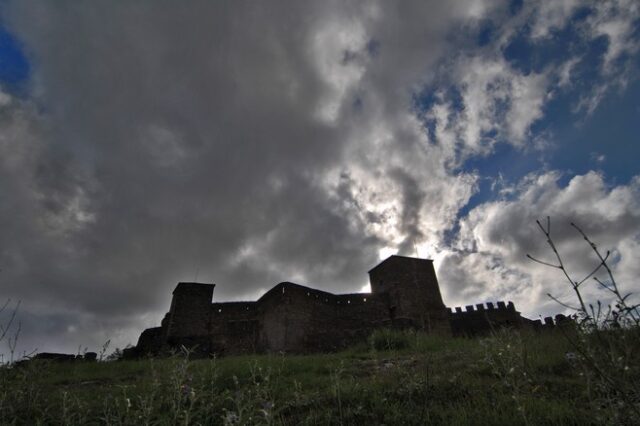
0, 1, 492, 354
587, 0, 640, 74
0, 1, 638, 357
491, 0, 640, 117
438, 171, 640, 318
529, 0, 580, 40
574, 0, 640, 114
420, 54, 551, 162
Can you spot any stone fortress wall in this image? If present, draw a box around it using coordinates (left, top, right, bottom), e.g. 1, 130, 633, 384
126, 255, 561, 358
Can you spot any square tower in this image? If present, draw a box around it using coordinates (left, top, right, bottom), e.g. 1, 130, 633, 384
368, 255, 449, 334
166, 282, 215, 339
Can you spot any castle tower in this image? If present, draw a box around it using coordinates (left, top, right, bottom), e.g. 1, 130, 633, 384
165, 282, 215, 353
368, 255, 450, 334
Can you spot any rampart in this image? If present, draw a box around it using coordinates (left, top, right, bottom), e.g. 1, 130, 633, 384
124, 255, 552, 357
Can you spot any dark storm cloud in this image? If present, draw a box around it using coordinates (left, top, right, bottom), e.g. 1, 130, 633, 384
3, 0, 637, 356
0, 1, 485, 352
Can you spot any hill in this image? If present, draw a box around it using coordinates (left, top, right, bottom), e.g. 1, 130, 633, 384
1, 329, 627, 425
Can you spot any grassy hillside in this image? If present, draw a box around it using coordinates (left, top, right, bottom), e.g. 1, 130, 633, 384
0, 329, 634, 425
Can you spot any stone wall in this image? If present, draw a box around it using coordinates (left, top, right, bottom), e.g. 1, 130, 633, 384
125, 255, 547, 358
530, 314, 572, 331
254, 283, 390, 353
449, 301, 525, 336
210, 301, 259, 354
165, 282, 215, 355
368, 256, 451, 335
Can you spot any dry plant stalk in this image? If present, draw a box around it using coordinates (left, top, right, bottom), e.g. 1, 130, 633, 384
527, 217, 640, 422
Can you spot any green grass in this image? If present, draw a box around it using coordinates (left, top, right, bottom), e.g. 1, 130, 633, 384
0, 330, 631, 425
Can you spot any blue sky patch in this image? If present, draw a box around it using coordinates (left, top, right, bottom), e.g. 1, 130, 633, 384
0, 25, 29, 93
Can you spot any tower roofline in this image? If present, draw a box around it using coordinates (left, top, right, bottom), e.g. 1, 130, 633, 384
173, 282, 215, 294
367, 255, 433, 273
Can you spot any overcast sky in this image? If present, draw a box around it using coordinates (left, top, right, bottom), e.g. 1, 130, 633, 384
1, 1, 639, 356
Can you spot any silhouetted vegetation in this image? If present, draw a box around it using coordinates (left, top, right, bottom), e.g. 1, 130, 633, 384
527, 218, 640, 424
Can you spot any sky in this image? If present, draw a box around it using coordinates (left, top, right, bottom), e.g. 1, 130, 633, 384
0, 0, 639, 356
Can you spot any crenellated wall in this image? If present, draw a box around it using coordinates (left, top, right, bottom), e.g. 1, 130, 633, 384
530, 314, 572, 331
125, 255, 553, 358
448, 301, 527, 336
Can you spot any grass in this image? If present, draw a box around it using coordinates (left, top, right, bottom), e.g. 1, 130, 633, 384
0, 329, 630, 425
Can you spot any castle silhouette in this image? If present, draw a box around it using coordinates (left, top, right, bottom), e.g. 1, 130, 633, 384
125, 255, 563, 357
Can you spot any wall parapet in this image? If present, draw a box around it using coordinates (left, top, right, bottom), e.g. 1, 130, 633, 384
448, 300, 516, 315
124, 255, 558, 358
530, 314, 571, 329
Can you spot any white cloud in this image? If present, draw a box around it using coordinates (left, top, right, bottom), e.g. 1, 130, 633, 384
438, 171, 640, 319
423, 55, 550, 159
310, 17, 369, 123
573, 0, 640, 114
529, 0, 580, 40
557, 57, 581, 88
587, 0, 640, 74
497, 0, 640, 117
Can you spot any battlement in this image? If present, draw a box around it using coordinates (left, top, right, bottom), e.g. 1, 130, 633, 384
531, 314, 572, 329
126, 255, 552, 358
447, 300, 524, 337
448, 301, 516, 314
